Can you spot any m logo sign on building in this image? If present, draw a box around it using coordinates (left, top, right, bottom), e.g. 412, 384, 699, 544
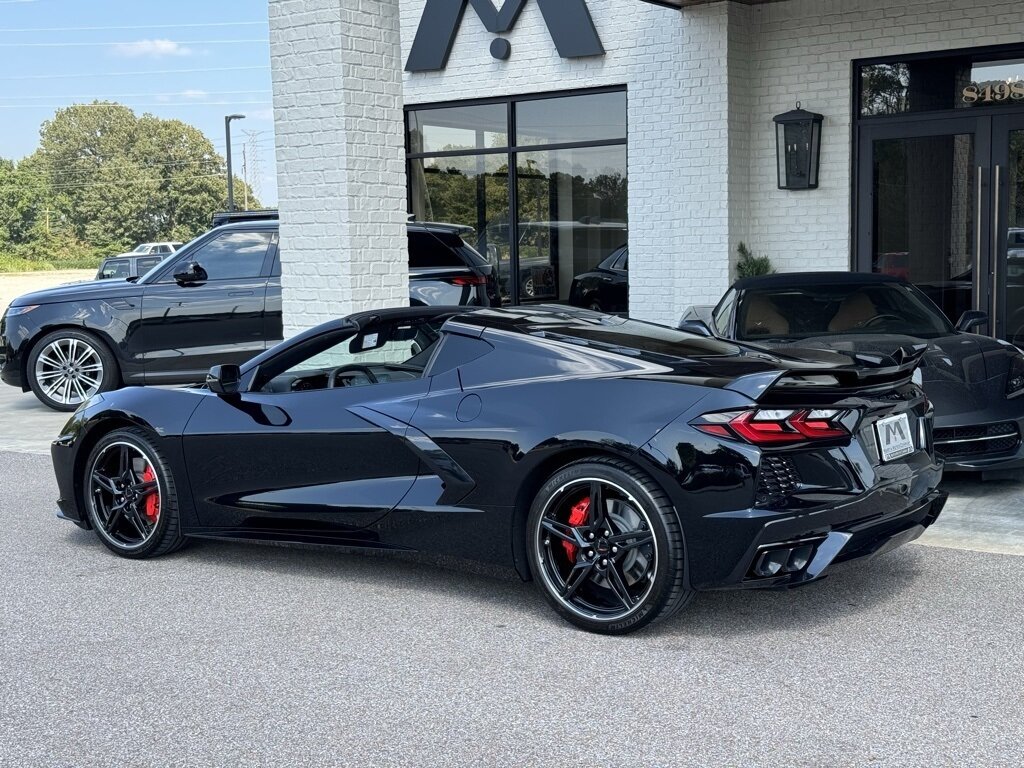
406, 0, 604, 73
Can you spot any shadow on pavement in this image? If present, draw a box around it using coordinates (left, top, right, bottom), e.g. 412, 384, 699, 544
59, 523, 929, 638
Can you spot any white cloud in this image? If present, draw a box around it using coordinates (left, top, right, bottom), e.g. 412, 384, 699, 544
111, 39, 193, 59
180, 89, 208, 100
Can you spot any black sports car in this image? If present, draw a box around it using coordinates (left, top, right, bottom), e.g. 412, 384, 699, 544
52, 305, 945, 634
681, 272, 1024, 475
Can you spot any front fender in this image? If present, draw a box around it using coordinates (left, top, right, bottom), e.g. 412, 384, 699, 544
52, 387, 205, 528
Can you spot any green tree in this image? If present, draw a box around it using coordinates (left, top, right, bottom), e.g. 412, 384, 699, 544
0, 102, 260, 268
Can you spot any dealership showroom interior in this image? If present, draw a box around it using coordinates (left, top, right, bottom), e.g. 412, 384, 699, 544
1, 0, 1023, 766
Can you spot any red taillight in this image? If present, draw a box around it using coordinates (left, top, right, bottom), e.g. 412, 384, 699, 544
451, 275, 487, 286
692, 409, 849, 446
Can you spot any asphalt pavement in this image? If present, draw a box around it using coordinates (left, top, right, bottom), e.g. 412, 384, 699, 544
2, 448, 1023, 767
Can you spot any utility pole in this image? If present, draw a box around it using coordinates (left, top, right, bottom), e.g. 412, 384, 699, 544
242, 129, 266, 207
242, 144, 249, 210
224, 113, 245, 212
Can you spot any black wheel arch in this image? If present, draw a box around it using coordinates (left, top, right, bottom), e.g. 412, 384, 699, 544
510, 440, 691, 586
70, 415, 196, 532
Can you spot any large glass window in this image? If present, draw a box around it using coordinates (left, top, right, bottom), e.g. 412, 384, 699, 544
406, 89, 628, 311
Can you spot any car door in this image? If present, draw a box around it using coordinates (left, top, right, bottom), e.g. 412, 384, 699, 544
136, 230, 274, 383
181, 316, 444, 535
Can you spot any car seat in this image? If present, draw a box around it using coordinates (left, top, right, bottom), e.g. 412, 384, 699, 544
828, 292, 878, 332
743, 294, 790, 336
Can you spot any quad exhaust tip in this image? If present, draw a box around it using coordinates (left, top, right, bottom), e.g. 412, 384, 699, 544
750, 538, 824, 579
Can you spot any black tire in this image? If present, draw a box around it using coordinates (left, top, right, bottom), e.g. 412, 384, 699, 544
82, 427, 187, 559
527, 457, 692, 634
26, 328, 119, 412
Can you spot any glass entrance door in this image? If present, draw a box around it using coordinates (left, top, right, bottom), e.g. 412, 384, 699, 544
858, 116, 992, 333
993, 114, 1024, 345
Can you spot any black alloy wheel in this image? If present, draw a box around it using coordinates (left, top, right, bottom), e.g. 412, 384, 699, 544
84, 428, 185, 558
528, 458, 692, 634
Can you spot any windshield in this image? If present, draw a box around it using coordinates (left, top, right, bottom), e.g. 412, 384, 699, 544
736, 282, 954, 341
132, 244, 150, 253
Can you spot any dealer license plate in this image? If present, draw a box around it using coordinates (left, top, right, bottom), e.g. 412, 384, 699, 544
875, 413, 915, 463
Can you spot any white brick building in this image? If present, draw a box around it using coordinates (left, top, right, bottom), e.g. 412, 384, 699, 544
269, 0, 1024, 341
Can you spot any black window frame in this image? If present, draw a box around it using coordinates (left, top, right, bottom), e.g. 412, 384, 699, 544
405, 85, 628, 306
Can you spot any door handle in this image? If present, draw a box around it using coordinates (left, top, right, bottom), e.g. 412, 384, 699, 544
229, 290, 255, 297
975, 165, 984, 313
993, 164, 1002, 337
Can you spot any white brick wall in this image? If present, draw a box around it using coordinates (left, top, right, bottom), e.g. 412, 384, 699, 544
270, 0, 408, 336
400, 0, 732, 327
270, 0, 1024, 331
745, 0, 1024, 276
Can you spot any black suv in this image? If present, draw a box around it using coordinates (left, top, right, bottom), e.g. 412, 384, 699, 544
1, 220, 496, 410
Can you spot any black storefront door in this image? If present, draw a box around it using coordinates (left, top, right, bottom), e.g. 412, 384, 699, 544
858, 112, 1024, 344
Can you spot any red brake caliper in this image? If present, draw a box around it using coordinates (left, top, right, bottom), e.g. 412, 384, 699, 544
562, 497, 590, 561
141, 466, 159, 523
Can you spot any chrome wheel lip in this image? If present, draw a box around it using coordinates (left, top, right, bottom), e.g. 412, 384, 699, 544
86, 441, 163, 552
534, 477, 658, 623
34, 337, 103, 406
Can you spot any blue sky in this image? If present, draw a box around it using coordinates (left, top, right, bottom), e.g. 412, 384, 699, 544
0, 0, 277, 204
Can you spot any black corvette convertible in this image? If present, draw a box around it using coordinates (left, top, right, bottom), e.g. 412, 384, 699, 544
681, 273, 1024, 476
52, 305, 945, 634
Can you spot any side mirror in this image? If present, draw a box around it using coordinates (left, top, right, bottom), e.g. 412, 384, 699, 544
678, 319, 713, 337
206, 364, 241, 396
174, 261, 208, 285
956, 310, 988, 333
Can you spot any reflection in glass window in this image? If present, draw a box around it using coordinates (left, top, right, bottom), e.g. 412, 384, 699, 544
407, 104, 508, 154
406, 88, 627, 310
516, 91, 627, 146
409, 154, 511, 299
516, 145, 628, 304
860, 63, 911, 116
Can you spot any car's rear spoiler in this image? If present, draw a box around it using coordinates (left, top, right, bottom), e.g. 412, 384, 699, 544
725, 344, 927, 402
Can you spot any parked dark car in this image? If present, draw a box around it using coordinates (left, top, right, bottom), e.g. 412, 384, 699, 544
51, 305, 944, 634
96, 253, 167, 281
569, 245, 628, 313
1, 220, 496, 411
681, 272, 1024, 475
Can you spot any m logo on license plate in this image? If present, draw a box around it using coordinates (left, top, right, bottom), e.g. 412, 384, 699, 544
876, 413, 915, 462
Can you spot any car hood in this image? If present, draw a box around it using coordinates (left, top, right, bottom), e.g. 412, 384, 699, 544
756, 332, 1020, 418
9, 278, 142, 307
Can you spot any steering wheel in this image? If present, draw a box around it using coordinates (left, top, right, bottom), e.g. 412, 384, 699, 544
855, 314, 903, 329
327, 364, 379, 388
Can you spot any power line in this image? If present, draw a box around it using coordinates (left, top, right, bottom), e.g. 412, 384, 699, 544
17, 149, 273, 178
0, 89, 272, 101
0, 65, 269, 81
0, 101, 273, 109
20, 172, 227, 193
0, 21, 268, 33
0, 38, 267, 48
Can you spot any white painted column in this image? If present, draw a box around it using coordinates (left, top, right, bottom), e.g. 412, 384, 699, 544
628, 2, 749, 327
269, 0, 409, 336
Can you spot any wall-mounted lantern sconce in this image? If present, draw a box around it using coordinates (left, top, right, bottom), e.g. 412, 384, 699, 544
773, 103, 823, 190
